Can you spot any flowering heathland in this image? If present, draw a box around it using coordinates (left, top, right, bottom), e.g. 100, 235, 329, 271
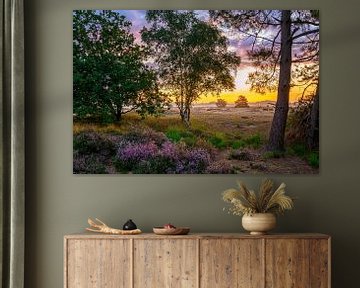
74, 128, 214, 174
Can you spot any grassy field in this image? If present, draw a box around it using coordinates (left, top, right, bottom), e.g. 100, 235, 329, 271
73, 103, 318, 174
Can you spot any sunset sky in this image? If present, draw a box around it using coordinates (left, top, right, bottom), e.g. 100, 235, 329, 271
116, 10, 312, 104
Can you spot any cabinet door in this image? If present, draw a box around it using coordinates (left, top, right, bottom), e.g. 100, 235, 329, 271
134, 239, 198, 288
200, 239, 264, 288
309, 239, 330, 288
266, 239, 314, 288
66, 239, 131, 288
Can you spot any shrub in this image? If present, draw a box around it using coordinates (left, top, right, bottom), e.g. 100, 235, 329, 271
121, 128, 167, 146
182, 147, 211, 173
73, 153, 107, 174
195, 138, 216, 153
130, 141, 180, 173
249, 162, 267, 171
209, 133, 228, 149
234, 95, 249, 108
181, 135, 197, 147
244, 134, 263, 149
287, 94, 318, 150
132, 156, 177, 174
73, 132, 116, 156
307, 152, 319, 168
165, 127, 196, 146
216, 98, 227, 108
74, 127, 215, 174
231, 139, 246, 149
206, 160, 234, 174
229, 149, 253, 161
177, 148, 211, 174
263, 151, 284, 159
116, 141, 159, 171
289, 143, 307, 157
287, 143, 319, 168
115, 136, 211, 174
166, 129, 182, 142
191, 127, 206, 137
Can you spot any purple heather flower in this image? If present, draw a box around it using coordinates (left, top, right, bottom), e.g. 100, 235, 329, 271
117, 141, 159, 163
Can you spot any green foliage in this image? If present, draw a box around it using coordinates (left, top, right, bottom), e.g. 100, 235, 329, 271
209, 133, 228, 149
287, 143, 319, 167
165, 129, 183, 142
263, 150, 284, 159
73, 10, 168, 123
182, 135, 197, 147
207, 133, 262, 150
165, 127, 196, 146
141, 10, 241, 124
231, 140, 246, 149
289, 143, 307, 157
244, 134, 262, 149
307, 152, 319, 168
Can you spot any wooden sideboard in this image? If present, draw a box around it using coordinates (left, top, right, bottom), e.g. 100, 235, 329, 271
64, 233, 330, 288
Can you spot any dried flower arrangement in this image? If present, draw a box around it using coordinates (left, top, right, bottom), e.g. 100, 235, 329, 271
222, 179, 294, 216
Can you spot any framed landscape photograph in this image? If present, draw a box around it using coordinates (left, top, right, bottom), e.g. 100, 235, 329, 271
73, 10, 319, 174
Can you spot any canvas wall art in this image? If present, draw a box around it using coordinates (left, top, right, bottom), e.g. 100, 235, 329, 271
73, 10, 319, 174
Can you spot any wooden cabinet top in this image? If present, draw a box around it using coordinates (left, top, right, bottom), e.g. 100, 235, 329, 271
64, 232, 330, 240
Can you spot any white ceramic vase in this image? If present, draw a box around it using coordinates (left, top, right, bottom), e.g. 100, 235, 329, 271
242, 213, 276, 235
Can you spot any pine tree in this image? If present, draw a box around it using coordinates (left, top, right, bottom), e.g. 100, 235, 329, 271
234, 95, 249, 108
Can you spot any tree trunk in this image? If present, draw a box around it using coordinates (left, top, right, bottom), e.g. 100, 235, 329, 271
180, 108, 190, 128
307, 84, 319, 149
116, 109, 122, 122
267, 10, 292, 151
185, 106, 191, 122
179, 104, 191, 128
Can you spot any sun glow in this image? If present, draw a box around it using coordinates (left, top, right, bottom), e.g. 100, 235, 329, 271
195, 65, 311, 104
195, 84, 308, 104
